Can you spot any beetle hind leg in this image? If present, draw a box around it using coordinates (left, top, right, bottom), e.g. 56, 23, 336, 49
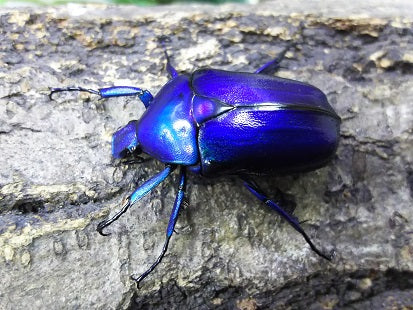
131, 167, 187, 287
241, 176, 334, 261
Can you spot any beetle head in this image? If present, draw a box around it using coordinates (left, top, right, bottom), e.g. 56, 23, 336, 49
112, 120, 142, 159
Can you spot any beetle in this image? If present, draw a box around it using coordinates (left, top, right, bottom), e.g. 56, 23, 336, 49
50, 38, 340, 287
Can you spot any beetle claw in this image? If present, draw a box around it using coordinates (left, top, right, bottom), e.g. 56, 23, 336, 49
96, 220, 111, 236
49, 88, 56, 100
131, 274, 144, 289
96, 199, 131, 236
157, 35, 171, 44
327, 249, 337, 261
319, 248, 336, 262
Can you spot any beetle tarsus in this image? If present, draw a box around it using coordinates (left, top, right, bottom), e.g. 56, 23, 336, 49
96, 199, 131, 236
242, 176, 333, 261
131, 236, 171, 288
49, 86, 101, 100
304, 234, 334, 261
96, 220, 111, 236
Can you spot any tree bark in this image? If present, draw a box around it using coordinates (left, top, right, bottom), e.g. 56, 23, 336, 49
0, 2, 412, 309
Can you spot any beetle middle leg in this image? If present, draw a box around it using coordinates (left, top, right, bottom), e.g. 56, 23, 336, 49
254, 44, 293, 75
131, 166, 187, 287
255, 22, 304, 75
241, 176, 334, 261
158, 36, 179, 79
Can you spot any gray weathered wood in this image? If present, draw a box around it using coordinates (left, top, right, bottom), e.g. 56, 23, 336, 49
0, 2, 412, 309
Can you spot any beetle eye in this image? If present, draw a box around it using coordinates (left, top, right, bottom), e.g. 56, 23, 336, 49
120, 147, 147, 165
118, 145, 141, 159
112, 120, 140, 159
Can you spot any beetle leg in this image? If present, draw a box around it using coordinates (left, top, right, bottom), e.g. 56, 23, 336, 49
255, 22, 304, 75
241, 176, 334, 261
97, 164, 177, 236
49, 86, 100, 99
49, 86, 154, 108
131, 166, 187, 287
254, 43, 293, 75
158, 36, 179, 79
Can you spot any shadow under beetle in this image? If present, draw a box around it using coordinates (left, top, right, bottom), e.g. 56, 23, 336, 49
50, 38, 341, 287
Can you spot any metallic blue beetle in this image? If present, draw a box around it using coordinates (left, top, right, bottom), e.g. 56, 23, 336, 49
50, 41, 340, 286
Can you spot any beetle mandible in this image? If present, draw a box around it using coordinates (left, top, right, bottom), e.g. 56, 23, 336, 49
50, 37, 341, 287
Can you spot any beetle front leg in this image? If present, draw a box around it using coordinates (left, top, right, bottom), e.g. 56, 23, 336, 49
49, 86, 100, 99
49, 86, 153, 108
131, 166, 187, 288
97, 164, 176, 236
241, 176, 334, 261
